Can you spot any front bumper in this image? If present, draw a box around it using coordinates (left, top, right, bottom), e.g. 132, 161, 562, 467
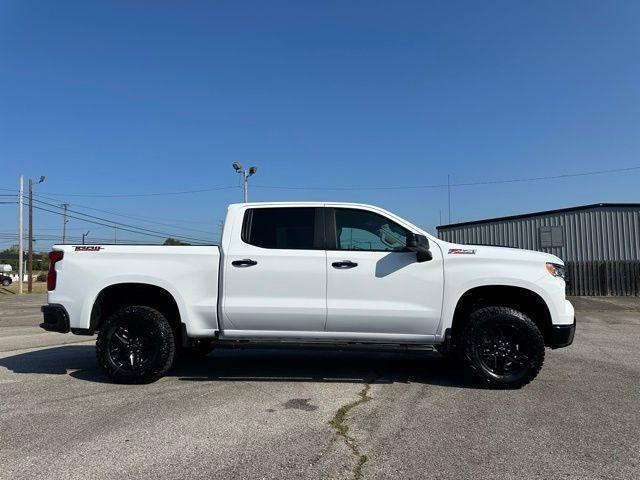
550, 317, 576, 349
40, 304, 70, 333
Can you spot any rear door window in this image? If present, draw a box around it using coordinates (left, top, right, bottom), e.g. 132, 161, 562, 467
242, 207, 319, 249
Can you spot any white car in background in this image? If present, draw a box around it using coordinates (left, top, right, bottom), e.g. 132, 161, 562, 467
1, 264, 13, 286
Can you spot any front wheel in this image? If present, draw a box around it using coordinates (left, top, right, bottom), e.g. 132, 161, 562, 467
96, 306, 175, 384
1, 278, 11, 286
461, 306, 545, 389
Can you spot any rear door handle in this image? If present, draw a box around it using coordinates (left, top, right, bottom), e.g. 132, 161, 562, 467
232, 259, 258, 267
332, 260, 358, 269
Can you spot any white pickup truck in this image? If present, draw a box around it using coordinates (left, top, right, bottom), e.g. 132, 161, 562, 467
41, 202, 575, 388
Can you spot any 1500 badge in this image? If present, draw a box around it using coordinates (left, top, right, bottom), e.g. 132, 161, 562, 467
74, 246, 103, 251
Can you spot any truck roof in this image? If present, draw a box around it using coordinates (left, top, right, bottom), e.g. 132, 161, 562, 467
228, 201, 380, 209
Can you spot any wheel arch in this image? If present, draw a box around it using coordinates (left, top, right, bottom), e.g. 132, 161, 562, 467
89, 282, 183, 342
450, 285, 554, 347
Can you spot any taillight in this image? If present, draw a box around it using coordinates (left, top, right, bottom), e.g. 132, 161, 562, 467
47, 251, 64, 291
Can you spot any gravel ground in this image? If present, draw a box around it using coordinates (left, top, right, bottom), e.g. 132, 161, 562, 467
0, 293, 638, 479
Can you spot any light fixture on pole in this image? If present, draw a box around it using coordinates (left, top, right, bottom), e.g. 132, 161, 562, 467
232, 162, 257, 202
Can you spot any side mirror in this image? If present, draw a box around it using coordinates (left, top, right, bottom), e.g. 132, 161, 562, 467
406, 232, 432, 262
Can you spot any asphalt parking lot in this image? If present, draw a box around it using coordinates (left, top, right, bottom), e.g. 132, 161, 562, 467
1, 292, 638, 480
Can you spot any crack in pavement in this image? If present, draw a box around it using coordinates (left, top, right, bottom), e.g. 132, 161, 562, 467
329, 381, 373, 480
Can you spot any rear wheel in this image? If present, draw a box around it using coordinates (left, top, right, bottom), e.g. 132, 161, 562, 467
2, 278, 11, 286
96, 306, 175, 384
460, 306, 545, 389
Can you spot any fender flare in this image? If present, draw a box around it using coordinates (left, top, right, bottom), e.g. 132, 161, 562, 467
81, 275, 188, 332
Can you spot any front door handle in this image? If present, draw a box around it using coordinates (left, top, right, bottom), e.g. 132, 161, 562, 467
232, 259, 258, 267
332, 260, 358, 269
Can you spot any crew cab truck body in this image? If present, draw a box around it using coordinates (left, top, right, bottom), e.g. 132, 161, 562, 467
41, 202, 575, 387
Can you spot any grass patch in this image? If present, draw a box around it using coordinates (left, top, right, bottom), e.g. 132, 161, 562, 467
329, 383, 373, 480
0, 282, 47, 295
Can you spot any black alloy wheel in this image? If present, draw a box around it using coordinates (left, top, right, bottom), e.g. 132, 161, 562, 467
108, 322, 158, 373
461, 306, 545, 389
96, 306, 175, 384
474, 321, 533, 381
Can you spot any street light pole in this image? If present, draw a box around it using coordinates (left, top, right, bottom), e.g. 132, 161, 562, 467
242, 170, 248, 203
82, 231, 90, 245
232, 163, 257, 202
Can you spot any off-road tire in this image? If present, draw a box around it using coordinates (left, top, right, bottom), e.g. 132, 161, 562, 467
96, 306, 175, 384
1, 278, 11, 286
460, 306, 545, 389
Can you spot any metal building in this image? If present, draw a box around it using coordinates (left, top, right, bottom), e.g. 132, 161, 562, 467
437, 203, 640, 296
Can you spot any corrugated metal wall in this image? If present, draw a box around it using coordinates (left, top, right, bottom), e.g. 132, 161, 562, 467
564, 261, 640, 296
438, 205, 640, 261
437, 205, 640, 295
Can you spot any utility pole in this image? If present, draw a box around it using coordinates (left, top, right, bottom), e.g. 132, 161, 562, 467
82, 231, 90, 245
114, 225, 118, 244
217, 219, 225, 244
232, 163, 257, 202
447, 174, 451, 224
27, 179, 33, 293
18, 176, 23, 295
27, 176, 44, 294
61, 203, 69, 243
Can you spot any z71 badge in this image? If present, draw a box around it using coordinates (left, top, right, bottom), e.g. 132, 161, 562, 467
74, 246, 103, 252
448, 248, 476, 255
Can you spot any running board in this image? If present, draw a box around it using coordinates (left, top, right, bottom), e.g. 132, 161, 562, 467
209, 339, 436, 353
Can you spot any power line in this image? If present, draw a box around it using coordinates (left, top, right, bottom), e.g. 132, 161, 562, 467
33, 192, 218, 235
449, 166, 640, 186
0, 235, 164, 244
31, 204, 210, 244
29, 197, 213, 242
30, 204, 213, 244
38, 185, 237, 198
35, 192, 215, 225
7, 165, 640, 199
252, 165, 640, 191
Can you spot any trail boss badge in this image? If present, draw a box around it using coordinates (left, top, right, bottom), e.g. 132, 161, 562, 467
448, 248, 476, 255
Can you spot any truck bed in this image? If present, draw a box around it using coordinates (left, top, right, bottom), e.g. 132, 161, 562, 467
48, 245, 221, 337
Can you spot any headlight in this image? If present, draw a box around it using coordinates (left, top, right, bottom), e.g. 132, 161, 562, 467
546, 262, 565, 280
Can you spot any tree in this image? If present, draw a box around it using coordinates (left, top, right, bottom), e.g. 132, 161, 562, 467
163, 237, 190, 246
0, 246, 21, 270
1, 245, 18, 254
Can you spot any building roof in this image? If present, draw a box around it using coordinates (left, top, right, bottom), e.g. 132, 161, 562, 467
437, 203, 640, 230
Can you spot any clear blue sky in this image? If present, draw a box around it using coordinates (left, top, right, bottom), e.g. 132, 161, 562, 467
1, 1, 639, 247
